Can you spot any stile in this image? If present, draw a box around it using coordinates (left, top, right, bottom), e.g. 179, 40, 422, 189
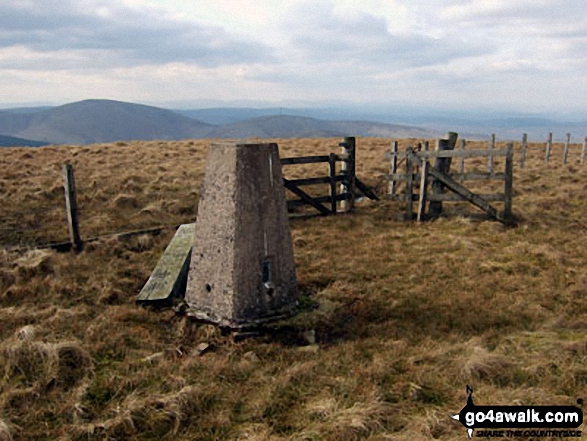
520, 133, 528, 169
504, 143, 514, 222
62, 164, 82, 251
545, 132, 552, 164
563, 133, 570, 164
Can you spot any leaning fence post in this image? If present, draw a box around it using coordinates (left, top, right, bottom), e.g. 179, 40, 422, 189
417, 159, 429, 222
429, 132, 457, 218
504, 143, 514, 223
488, 133, 495, 174
62, 163, 82, 250
389, 141, 398, 196
339, 136, 355, 213
520, 133, 528, 169
563, 133, 570, 164
582, 136, 587, 165
328, 153, 337, 214
545, 132, 552, 164
405, 148, 414, 221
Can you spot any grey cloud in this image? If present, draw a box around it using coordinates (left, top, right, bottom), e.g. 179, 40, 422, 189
281, 2, 494, 71
0, 0, 273, 67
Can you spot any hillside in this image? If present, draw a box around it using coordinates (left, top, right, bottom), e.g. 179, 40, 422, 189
0, 134, 48, 147
0, 100, 438, 144
5, 100, 213, 144
1, 137, 587, 440
206, 115, 438, 139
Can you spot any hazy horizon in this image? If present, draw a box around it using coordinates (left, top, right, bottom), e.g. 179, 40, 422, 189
1, 1, 587, 116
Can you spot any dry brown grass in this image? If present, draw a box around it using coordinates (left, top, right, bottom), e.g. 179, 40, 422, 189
1, 136, 587, 440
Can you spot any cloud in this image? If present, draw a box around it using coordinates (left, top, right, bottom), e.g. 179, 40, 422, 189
279, 1, 494, 72
0, 0, 273, 68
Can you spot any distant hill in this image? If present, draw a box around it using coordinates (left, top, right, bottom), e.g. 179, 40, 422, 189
0, 99, 455, 145
205, 115, 438, 139
1, 99, 212, 145
0, 100, 439, 145
0, 134, 48, 147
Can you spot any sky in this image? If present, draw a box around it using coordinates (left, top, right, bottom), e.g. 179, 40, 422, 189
1, 0, 587, 114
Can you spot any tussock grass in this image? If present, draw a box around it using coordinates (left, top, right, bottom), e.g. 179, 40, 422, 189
1, 137, 587, 439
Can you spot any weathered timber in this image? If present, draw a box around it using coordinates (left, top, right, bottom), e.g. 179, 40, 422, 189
405, 148, 414, 220
62, 164, 82, 251
388, 193, 506, 202
386, 149, 509, 159
388, 172, 506, 182
504, 143, 514, 222
355, 177, 379, 200
339, 137, 356, 213
459, 139, 466, 174
488, 133, 495, 173
545, 132, 552, 164
520, 133, 528, 168
286, 175, 345, 187
429, 132, 458, 218
280, 155, 330, 165
582, 136, 587, 165
563, 133, 570, 164
287, 193, 349, 208
389, 141, 398, 195
329, 153, 337, 214
427, 168, 509, 224
417, 159, 429, 222
137, 223, 194, 304
283, 178, 331, 215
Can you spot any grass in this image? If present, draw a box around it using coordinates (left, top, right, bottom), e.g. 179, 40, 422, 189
1, 137, 587, 440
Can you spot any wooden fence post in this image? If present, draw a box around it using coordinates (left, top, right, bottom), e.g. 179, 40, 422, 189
488, 133, 495, 173
459, 139, 466, 175
504, 143, 514, 223
520, 133, 527, 169
429, 132, 458, 218
423, 140, 429, 152
339, 136, 356, 213
563, 133, 570, 164
62, 163, 82, 250
582, 136, 587, 165
389, 141, 398, 195
328, 153, 337, 214
545, 132, 552, 164
405, 147, 414, 221
417, 159, 429, 222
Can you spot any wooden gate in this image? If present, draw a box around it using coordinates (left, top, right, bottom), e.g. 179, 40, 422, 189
386, 134, 514, 224
281, 137, 378, 216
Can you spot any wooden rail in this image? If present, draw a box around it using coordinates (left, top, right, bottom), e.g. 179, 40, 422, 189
386, 135, 514, 224
281, 136, 378, 216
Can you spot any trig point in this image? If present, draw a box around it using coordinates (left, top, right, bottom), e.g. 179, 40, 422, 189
186, 142, 298, 328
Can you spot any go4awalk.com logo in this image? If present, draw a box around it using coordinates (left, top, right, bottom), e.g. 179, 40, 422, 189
451, 386, 583, 439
